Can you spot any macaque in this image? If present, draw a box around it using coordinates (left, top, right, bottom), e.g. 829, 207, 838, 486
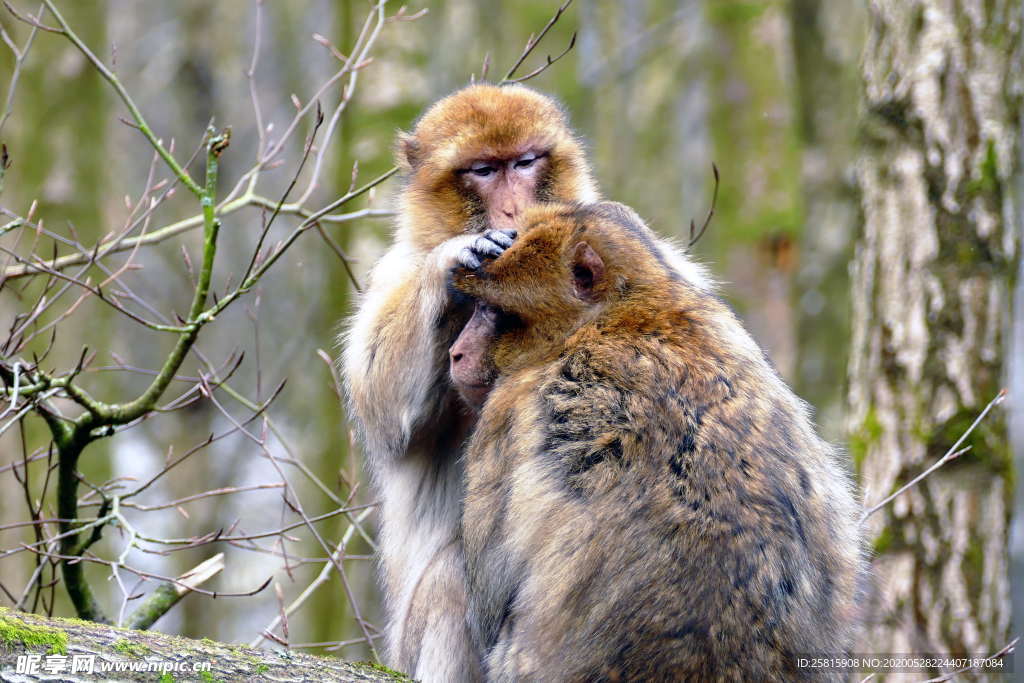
449, 202, 863, 682
341, 84, 597, 680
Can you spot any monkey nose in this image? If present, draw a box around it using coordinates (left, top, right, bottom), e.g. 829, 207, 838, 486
450, 351, 463, 364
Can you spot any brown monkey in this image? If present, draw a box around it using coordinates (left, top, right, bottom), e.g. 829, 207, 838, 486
341, 84, 597, 680
449, 202, 863, 682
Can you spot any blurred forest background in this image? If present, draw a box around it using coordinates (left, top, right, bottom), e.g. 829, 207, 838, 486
0, 0, 1022, 675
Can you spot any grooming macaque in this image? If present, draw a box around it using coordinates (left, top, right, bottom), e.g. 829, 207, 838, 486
450, 202, 863, 681
341, 84, 597, 680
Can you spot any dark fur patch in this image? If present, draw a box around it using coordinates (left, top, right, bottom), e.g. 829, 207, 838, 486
541, 354, 634, 495
567, 438, 623, 479
798, 467, 811, 495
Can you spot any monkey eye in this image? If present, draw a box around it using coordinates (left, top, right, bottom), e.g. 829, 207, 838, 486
470, 163, 496, 178
514, 153, 538, 169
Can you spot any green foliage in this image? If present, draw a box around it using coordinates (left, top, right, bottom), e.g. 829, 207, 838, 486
706, 0, 804, 247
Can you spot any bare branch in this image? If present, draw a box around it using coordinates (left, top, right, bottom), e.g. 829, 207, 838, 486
37, 0, 203, 196
500, 0, 574, 84
860, 389, 1007, 524
688, 163, 719, 248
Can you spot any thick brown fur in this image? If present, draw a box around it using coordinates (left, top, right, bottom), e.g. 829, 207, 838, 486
452, 202, 863, 682
341, 85, 597, 681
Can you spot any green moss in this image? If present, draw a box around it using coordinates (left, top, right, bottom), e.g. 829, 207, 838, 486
357, 660, 413, 680
199, 670, 216, 682
849, 407, 883, 473
965, 138, 1000, 198
930, 408, 1011, 476
113, 638, 150, 658
872, 525, 894, 554
963, 534, 985, 599
0, 615, 68, 655
255, 663, 269, 674
158, 673, 175, 683
979, 139, 1000, 188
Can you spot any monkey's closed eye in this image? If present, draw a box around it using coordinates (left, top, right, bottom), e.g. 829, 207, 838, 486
515, 154, 538, 169
482, 304, 523, 336
469, 162, 496, 178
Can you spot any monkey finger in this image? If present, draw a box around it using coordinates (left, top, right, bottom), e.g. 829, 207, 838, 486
487, 229, 517, 248
458, 247, 482, 270
473, 236, 506, 258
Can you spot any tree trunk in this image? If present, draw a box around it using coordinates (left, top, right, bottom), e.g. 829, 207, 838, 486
704, 0, 803, 381
849, 0, 1021, 665
0, 608, 402, 681
788, 0, 866, 438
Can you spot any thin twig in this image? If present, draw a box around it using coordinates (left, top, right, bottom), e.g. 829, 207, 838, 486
0, 2, 42, 137
500, 0, 574, 84
688, 163, 719, 248
859, 389, 1007, 524
31, 1, 201, 196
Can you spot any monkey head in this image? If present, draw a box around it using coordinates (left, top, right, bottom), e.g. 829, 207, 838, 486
449, 202, 674, 409
395, 85, 598, 252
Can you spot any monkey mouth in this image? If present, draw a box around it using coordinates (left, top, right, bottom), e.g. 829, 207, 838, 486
456, 381, 494, 410
457, 380, 493, 393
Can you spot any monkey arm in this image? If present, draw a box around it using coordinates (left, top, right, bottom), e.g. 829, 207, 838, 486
343, 234, 480, 462
343, 233, 485, 679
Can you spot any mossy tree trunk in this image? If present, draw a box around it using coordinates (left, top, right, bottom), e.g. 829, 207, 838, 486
0, 608, 403, 681
849, 0, 1021, 662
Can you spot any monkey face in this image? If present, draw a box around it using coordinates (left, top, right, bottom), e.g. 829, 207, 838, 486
393, 84, 598, 251
456, 151, 550, 232
448, 302, 502, 410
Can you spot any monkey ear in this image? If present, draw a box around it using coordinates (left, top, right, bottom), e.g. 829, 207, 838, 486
395, 131, 420, 171
571, 242, 605, 302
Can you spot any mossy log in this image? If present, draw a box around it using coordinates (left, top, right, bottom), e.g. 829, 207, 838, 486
0, 608, 405, 682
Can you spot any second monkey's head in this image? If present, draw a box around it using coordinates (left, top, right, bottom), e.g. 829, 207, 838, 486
449, 202, 694, 410
395, 84, 599, 251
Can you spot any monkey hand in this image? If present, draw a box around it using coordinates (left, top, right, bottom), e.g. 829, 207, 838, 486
456, 229, 517, 271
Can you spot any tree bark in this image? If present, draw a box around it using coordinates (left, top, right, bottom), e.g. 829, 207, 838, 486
849, 0, 1021, 664
0, 608, 403, 682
